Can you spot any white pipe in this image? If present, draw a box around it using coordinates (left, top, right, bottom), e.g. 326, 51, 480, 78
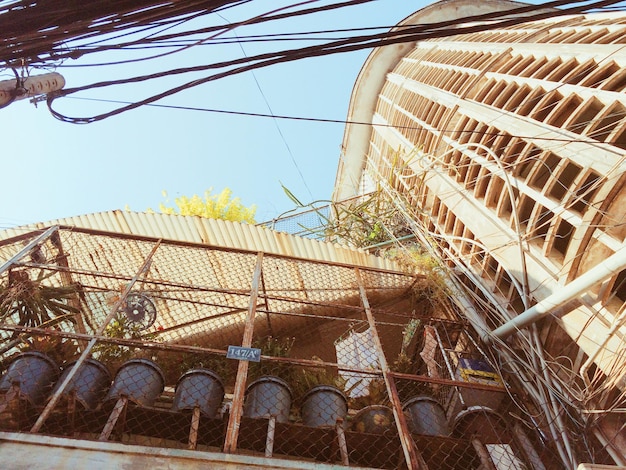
489, 246, 626, 341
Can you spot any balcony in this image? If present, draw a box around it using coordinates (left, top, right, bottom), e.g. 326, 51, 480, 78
0, 227, 550, 469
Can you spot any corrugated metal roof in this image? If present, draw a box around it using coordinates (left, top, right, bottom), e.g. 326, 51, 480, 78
0, 210, 410, 273
0, 221, 422, 356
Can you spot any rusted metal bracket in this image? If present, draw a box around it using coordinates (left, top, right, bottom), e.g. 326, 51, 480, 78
188, 406, 201, 450
265, 415, 276, 458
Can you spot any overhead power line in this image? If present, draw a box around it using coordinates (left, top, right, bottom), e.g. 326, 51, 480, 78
1, 0, 625, 122
65, 95, 626, 149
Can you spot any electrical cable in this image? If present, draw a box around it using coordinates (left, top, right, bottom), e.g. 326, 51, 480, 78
44, 0, 626, 123
61, 95, 626, 150
17, 0, 625, 65
49, 1, 330, 68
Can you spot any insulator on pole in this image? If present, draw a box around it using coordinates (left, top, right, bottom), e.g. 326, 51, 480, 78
0, 72, 65, 108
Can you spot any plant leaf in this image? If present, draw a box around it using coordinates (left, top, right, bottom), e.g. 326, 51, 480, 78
280, 182, 305, 207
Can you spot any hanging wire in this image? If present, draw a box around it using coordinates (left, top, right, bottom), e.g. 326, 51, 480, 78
1, 0, 622, 121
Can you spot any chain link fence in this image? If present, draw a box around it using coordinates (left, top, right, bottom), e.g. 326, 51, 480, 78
0, 228, 555, 468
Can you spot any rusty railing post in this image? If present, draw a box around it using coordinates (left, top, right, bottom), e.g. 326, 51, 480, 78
355, 268, 428, 470
223, 252, 264, 453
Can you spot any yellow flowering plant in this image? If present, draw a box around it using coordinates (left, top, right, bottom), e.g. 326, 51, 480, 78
157, 188, 256, 223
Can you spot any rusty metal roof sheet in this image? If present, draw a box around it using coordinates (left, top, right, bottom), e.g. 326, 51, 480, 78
0, 211, 409, 272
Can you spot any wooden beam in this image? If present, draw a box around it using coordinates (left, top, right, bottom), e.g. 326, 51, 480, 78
223, 252, 264, 454
265, 415, 276, 458
99, 396, 127, 441
336, 419, 350, 466
52, 232, 88, 339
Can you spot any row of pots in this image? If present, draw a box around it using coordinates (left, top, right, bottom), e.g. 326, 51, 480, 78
251, 375, 510, 439
0, 352, 223, 416
0, 353, 353, 429
0, 352, 157, 410
0, 352, 505, 438
250, 375, 450, 435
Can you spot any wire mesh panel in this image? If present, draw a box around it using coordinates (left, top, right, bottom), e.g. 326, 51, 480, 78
0, 228, 553, 469
260, 204, 331, 240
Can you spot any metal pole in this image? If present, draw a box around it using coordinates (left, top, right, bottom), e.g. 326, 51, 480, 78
355, 268, 428, 470
223, 252, 264, 453
579, 304, 626, 390
432, 326, 466, 409
593, 427, 626, 466
0, 226, 59, 277
513, 423, 547, 470
490, 246, 626, 341
471, 437, 497, 470
30, 240, 162, 433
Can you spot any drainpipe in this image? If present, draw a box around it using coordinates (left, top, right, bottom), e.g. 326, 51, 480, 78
488, 246, 626, 342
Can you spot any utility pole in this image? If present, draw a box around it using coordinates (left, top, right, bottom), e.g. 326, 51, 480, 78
0, 72, 65, 108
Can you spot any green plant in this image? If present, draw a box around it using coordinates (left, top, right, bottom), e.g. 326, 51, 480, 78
176, 351, 236, 385
248, 336, 295, 382
298, 364, 346, 390
91, 316, 147, 373
383, 246, 452, 313
282, 147, 419, 249
22, 335, 80, 366
282, 186, 411, 249
349, 378, 389, 409
291, 357, 348, 401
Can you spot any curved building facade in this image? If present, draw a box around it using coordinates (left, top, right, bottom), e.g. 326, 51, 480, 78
335, 0, 626, 466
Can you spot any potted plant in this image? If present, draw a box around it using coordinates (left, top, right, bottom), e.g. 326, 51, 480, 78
247, 336, 295, 381
160, 349, 235, 419
21, 335, 79, 366
349, 378, 394, 434
178, 351, 233, 379
294, 359, 349, 428
243, 336, 295, 423
91, 316, 145, 375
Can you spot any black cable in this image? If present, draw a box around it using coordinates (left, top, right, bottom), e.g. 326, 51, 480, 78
0, 0, 247, 63
62, 95, 626, 148
58, 1, 364, 68
9, 0, 622, 65
2, 0, 378, 64
27, 0, 623, 122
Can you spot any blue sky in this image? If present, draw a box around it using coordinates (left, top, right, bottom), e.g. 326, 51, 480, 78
1, 1, 426, 227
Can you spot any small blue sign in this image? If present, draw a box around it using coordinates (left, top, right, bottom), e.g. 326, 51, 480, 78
226, 345, 261, 362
